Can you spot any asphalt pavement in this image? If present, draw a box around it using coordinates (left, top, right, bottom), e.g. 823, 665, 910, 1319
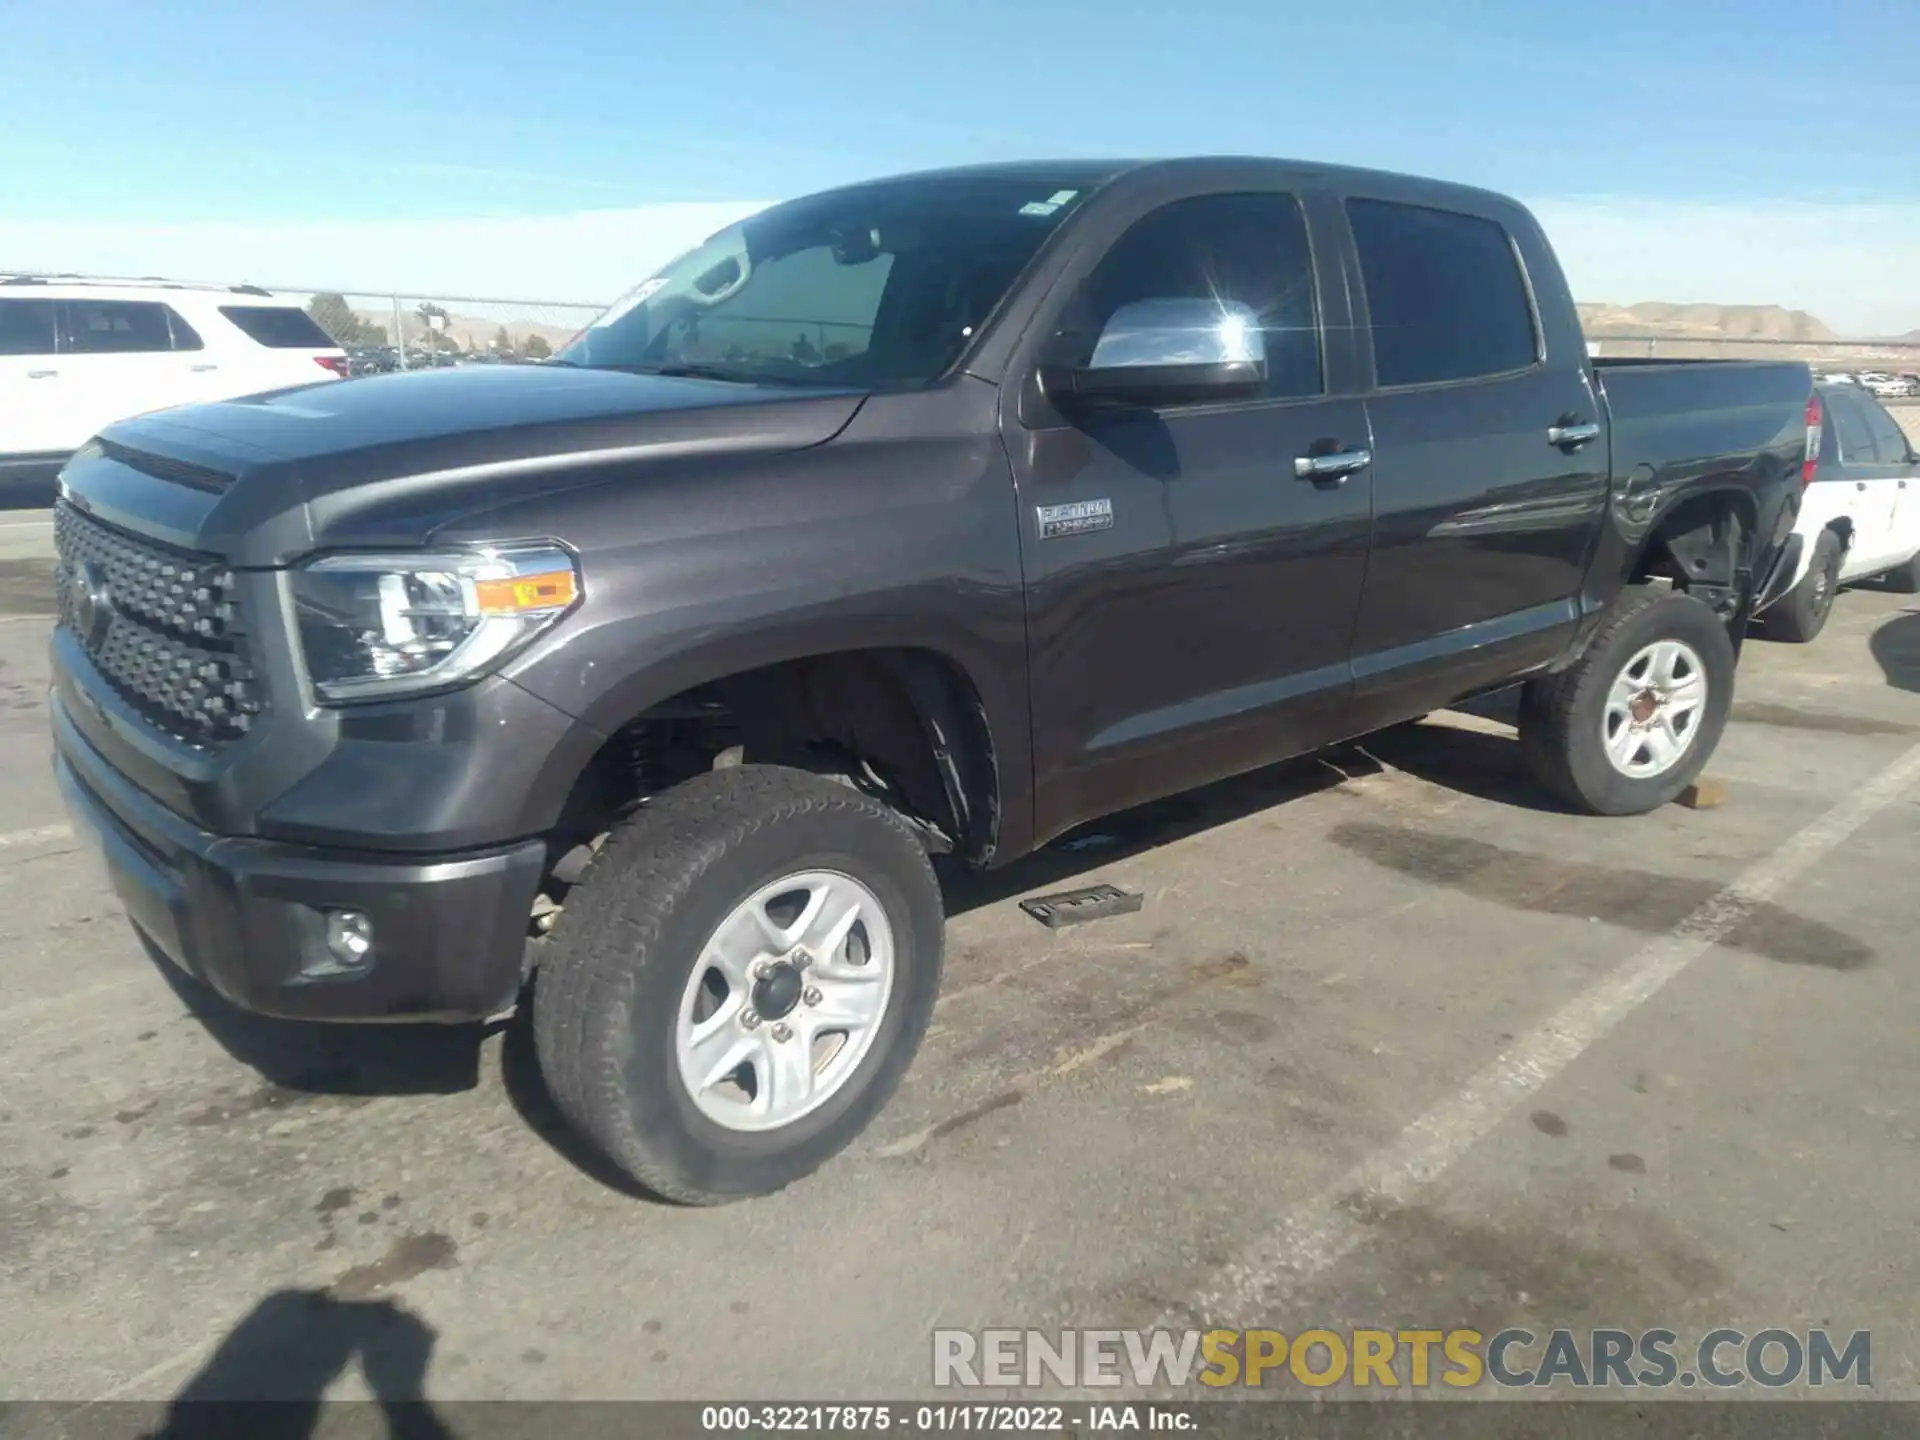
1, 512, 1918, 1422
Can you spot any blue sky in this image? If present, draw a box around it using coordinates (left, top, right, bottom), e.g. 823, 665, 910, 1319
5, 0, 1919, 330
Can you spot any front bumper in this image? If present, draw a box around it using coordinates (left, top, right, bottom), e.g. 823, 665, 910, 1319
53, 694, 546, 1022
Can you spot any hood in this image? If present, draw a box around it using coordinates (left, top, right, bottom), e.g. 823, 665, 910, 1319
60, 365, 867, 565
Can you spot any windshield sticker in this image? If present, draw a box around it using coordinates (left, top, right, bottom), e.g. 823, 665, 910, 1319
1020, 188, 1081, 218
592, 277, 669, 328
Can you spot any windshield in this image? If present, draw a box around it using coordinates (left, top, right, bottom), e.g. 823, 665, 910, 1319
556, 174, 1092, 389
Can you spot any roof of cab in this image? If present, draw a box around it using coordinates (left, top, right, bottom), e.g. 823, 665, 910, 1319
791, 155, 1527, 219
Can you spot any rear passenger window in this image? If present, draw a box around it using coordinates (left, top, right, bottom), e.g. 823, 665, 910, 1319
1347, 198, 1538, 387
219, 305, 338, 349
64, 300, 175, 354
1061, 192, 1322, 399
0, 298, 58, 355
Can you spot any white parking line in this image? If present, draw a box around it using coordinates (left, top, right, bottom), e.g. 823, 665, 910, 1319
0, 823, 71, 850
0, 520, 53, 530
1179, 739, 1920, 1332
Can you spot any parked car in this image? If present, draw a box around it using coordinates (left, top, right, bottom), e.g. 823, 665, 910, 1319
344, 345, 398, 377
1756, 382, 1920, 640
49, 158, 1813, 1203
1862, 373, 1918, 399
0, 277, 344, 495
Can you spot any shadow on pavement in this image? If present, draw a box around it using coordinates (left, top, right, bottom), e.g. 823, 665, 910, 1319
497, 981, 658, 1203
938, 749, 1363, 916
139, 1289, 455, 1440
152, 694, 1566, 1199
1356, 716, 1568, 816
1870, 608, 1920, 694
142, 936, 495, 1098
0, 557, 57, 617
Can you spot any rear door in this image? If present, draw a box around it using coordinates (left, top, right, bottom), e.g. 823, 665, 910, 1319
0, 298, 69, 454
1822, 387, 1905, 577
1340, 194, 1608, 718
1856, 393, 1920, 570
1007, 188, 1374, 837
56, 298, 205, 438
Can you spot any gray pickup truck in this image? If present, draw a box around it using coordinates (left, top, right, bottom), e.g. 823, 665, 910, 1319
50, 158, 1814, 1201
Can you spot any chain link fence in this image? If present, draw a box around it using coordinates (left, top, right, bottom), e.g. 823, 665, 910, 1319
262, 286, 609, 374
1585, 333, 1920, 375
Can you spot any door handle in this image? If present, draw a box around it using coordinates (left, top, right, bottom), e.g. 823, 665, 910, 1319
26, 369, 57, 379
1857, 481, 1868, 491
1294, 448, 1372, 481
190, 363, 219, 372
1547, 420, 1601, 448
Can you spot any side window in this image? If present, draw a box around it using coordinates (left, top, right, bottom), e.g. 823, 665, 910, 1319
165, 307, 205, 351
1346, 198, 1538, 387
1826, 391, 1878, 463
1060, 192, 1322, 400
63, 300, 175, 354
1862, 400, 1911, 464
0, 299, 58, 356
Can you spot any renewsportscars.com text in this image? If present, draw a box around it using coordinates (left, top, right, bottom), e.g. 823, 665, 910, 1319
933, 1327, 1871, 1390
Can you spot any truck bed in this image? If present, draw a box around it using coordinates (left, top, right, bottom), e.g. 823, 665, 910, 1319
1597, 358, 1813, 496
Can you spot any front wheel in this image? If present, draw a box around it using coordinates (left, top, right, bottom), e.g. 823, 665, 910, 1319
533, 766, 944, 1204
1519, 587, 1735, 815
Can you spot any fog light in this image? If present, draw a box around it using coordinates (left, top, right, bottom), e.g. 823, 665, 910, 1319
325, 910, 374, 968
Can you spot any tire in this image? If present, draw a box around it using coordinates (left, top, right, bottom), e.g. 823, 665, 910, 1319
534, 766, 944, 1204
1762, 530, 1843, 642
1519, 586, 1735, 816
1881, 552, 1920, 595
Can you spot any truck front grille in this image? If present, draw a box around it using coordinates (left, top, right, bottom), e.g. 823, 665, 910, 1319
53, 501, 264, 748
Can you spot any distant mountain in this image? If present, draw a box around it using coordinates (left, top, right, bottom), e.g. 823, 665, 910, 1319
1577, 302, 1837, 343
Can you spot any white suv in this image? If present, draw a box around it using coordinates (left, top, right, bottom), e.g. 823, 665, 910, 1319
1756, 382, 1920, 641
0, 277, 346, 495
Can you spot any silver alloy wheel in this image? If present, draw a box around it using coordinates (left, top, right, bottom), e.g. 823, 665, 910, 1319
674, 869, 895, 1133
1601, 638, 1708, 779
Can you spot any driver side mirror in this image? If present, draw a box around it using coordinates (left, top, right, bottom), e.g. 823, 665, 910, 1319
1040, 298, 1267, 410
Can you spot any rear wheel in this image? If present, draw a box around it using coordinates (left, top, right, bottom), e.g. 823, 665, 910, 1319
533, 766, 944, 1204
1519, 587, 1734, 815
1880, 551, 1920, 596
1762, 530, 1843, 642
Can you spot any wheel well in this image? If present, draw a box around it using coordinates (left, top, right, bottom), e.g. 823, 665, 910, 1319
1629, 490, 1759, 618
1826, 516, 1854, 551
553, 647, 1001, 870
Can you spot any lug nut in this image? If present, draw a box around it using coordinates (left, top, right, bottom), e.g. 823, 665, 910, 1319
741, 1010, 761, 1029
803, 987, 823, 1007
793, 951, 812, 970
771, 1022, 793, 1043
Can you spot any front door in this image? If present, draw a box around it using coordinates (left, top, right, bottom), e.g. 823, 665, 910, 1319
1006, 190, 1374, 841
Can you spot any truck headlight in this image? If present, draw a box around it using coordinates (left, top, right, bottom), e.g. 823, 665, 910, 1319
290, 546, 580, 703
